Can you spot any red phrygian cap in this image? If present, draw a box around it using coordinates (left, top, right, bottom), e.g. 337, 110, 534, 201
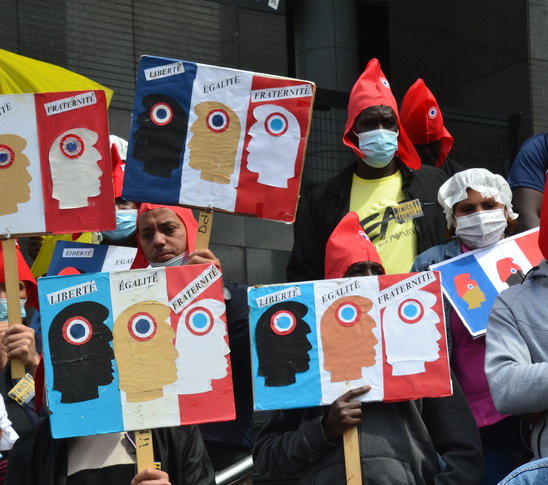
0, 244, 38, 309
343, 58, 421, 170
324, 211, 384, 279
454, 273, 478, 298
130, 203, 199, 269
539, 173, 548, 260
496, 257, 522, 282
111, 142, 125, 199
400, 78, 454, 167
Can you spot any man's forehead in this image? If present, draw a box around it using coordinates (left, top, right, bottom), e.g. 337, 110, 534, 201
138, 208, 181, 228
358, 105, 396, 119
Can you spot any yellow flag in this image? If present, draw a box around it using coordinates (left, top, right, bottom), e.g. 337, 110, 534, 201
0, 49, 113, 105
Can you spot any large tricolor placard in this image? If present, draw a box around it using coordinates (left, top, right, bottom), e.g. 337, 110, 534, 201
123, 56, 315, 222
0, 90, 114, 236
430, 228, 543, 337
248, 271, 451, 411
38, 264, 234, 438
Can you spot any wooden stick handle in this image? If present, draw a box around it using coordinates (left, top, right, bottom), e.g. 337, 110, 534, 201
195, 210, 214, 250
1, 239, 25, 379
343, 426, 362, 484
135, 429, 155, 473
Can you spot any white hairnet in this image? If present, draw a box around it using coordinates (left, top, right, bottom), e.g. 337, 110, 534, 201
437, 168, 518, 228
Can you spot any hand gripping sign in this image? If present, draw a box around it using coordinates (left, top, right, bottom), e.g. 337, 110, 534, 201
123, 56, 315, 222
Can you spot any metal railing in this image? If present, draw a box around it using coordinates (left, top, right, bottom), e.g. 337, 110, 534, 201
215, 455, 254, 485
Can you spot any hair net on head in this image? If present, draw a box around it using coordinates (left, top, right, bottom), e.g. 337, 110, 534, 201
437, 168, 518, 228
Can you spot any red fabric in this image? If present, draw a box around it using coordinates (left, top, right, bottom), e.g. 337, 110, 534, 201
539, 175, 548, 260
342, 58, 421, 169
131, 203, 198, 269
0, 245, 36, 297
324, 211, 384, 279
111, 142, 125, 199
400, 78, 454, 167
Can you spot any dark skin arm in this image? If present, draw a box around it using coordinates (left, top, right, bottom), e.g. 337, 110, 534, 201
511, 187, 543, 234
322, 386, 370, 441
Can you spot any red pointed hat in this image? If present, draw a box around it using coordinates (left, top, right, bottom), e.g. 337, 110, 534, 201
400, 78, 454, 167
324, 211, 384, 279
0, 245, 36, 295
539, 173, 548, 260
111, 142, 125, 199
131, 203, 199, 269
343, 58, 421, 170
454, 273, 478, 298
495, 257, 521, 281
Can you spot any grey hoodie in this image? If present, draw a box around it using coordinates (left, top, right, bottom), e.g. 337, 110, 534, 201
485, 260, 548, 458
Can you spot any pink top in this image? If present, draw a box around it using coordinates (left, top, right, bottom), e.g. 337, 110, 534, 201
449, 244, 508, 428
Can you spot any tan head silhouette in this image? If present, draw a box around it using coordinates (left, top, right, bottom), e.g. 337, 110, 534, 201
113, 300, 178, 402
321, 295, 377, 382
188, 101, 241, 184
0, 134, 31, 216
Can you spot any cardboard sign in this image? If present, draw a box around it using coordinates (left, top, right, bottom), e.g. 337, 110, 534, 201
38, 264, 234, 438
0, 90, 115, 236
248, 271, 451, 411
47, 241, 137, 276
430, 228, 543, 337
123, 56, 315, 222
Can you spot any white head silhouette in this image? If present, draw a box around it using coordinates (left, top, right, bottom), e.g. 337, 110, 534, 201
174, 298, 230, 394
49, 128, 102, 209
383, 290, 441, 376
246, 104, 300, 188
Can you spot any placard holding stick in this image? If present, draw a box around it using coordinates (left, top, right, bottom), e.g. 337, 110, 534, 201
195, 210, 214, 250
136, 429, 155, 473
343, 427, 362, 484
1, 238, 25, 379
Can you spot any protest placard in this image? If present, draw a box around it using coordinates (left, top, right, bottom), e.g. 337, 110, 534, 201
38, 263, 234, 438
123, 56, 315, 222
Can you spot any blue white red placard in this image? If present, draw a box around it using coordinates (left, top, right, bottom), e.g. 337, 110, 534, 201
430, 227, 543, 337
0, 91, 115, 236
47, 241, 137, 276
38, 263, 234, 438
123, 56, 315, 222
248, 271, 451, 411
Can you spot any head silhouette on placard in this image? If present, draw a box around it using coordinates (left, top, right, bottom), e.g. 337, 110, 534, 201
256, 301, 311, 387
49, 128, 102, 209
49, 301, 114, 403
246, 104, 300, 188
174, 298, 229, 394
383, 290, 441, 376
188, 101, 241, 184
321, 295, 377, 382
496, 257, 525, 287
0, 135, 32, 216
113, 300, 178, 402
453, 273, 486, 309
133, 94, 187, 178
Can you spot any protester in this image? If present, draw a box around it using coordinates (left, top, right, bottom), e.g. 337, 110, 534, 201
287, 58, 448, 281
412, 168, 522, 484
485, 174, 548, 461
0, 244, 43, 483
506, 133, 548, 233
254, 212, 484, 484
400, 78, 464, 175
132, 203, 254, 476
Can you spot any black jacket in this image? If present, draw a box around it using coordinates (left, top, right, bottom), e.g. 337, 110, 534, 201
5, 417, 215, 485
253, 372, 483, 485
287, 161, 449, 282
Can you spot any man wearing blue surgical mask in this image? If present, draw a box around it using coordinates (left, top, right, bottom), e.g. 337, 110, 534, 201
287, 58, 449, 280
100, 198, 139, 248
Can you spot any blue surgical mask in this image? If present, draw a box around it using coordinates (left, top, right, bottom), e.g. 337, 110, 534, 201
150, 252, 189, 268
0, 298, 27, 321
101, 209, 137, 242
356, 128, 399, 168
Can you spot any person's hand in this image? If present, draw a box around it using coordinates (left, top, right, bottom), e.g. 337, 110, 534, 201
322, 386, 371, 442
2, 323, 40, 376
186, 248, 221, 267
131, 468, 171, 485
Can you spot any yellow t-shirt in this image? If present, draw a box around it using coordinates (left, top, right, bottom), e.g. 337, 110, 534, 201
349, 171, 418, 274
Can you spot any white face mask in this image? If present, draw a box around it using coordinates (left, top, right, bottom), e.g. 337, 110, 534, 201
356, 128, 398, 168
455, 208, 508, 248
149, 251, 189, 268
